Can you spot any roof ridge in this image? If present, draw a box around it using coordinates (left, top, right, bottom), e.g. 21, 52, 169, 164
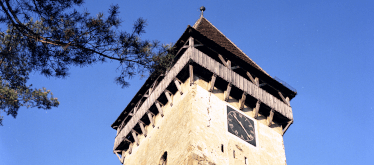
193, 17, 270, 76
192, 16, 203, 29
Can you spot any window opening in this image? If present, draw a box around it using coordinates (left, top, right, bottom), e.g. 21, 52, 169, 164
159, 151, 167, 165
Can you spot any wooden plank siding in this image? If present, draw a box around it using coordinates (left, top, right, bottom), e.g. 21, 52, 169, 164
190, 49, 293, 119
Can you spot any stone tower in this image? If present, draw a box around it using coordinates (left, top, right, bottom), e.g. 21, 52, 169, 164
111, 15, 297, 165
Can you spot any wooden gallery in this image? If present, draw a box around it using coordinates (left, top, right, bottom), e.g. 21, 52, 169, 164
110, 12, 297, 165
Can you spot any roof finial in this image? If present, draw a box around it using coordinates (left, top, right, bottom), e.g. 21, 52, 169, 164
200, 6, 206, 17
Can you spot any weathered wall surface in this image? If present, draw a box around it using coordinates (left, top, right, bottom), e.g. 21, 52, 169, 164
190, 78, 287, 165
122, 77, 287, 165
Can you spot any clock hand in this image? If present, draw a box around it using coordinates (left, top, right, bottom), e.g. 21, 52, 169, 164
233, 115, 252, 140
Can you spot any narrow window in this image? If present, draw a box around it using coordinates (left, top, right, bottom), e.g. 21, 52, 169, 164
245, 157, 247, 164
233, 150, 235, 158
221, 144, 224, 153
159, 151, 167, 165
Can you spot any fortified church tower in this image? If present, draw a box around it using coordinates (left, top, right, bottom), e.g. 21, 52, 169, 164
111, 8, 297, 165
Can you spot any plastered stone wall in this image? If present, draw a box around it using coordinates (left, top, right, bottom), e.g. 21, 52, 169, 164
122, 77, 287, 165
122, 78, 195, 165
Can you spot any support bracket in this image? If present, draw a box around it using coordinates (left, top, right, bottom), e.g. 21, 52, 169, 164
239, 92, 247, 110
189, 63, 194, 86
267, 109, 274, 126
147, 111, 155, 128
114, 151, 124, 163
174, 78, 183, 95
155, 101, 164, 117
253, 100, 261, 119
131, 130, 139, 146
139, 121, 147, 137
209, 74, 217, 92
224, 83, 232, 101
164, 90, 173, 107
282, 120, 293, 135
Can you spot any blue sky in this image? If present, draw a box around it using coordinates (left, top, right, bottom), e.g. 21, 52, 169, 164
1, 0, 373, 164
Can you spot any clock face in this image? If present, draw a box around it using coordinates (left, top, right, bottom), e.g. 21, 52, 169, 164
227, 106, 256, 146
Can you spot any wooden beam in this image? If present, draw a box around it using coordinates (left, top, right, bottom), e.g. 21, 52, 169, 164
121, 150, 126, 162
175, 37, 194, 67
139, 121, 147, 137
117, 118, 127, 135
253, 100, 261, 119
246, 72, 257, 85
116, 127, 120, 136
278, 91, 290, 106
209, 74, 217, 92
218, 54, 228, 67
164, 90, 173, 107
218, 54, 231, 68
133, 101, 141, 113
175, 78, 182, 83
131, 130, 139, 146
189, 37, 194, 85
239, 92, 247, 110
189, 64, 194, 86
149, 79, 157, 94
147, 111, 155, 128
114, 151, 121, 159
282, 120, 293, 135
176, 45, 186, 56
267, 109, 274, 127
278, 91, 286, 102
128, 144, 132, 154
231, 66, 240, 70
114, 152, 123, 163
224, 83, 232, 101
174, 79, 183, 95
155, 101, 164, 117
117, 122, 123, 134
189, 37, 194, 47
122, 136, 131, 143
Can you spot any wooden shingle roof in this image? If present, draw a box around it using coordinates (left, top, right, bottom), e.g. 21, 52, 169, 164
193, 17, 269, 76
